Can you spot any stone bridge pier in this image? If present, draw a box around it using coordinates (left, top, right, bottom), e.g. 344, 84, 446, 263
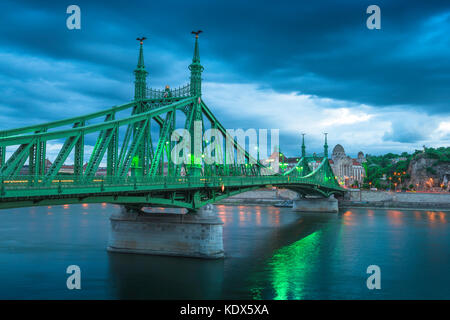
107, 204, 224, 259
292, 195, 339, 213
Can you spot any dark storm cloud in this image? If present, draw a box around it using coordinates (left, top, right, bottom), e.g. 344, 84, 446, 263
1, 0, 448, 106
0, 0, 448, 154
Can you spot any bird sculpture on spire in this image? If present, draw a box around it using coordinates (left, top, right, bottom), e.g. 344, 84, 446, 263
191, 30, 202, 38
136, 37, 147, 45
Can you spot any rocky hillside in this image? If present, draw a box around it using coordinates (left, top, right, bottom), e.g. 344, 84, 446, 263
363, 147, 449, 190
407, 149, 450, 188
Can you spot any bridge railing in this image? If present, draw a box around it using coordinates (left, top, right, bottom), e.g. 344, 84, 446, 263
146, 84, 191, 99
0, 174, 342, 196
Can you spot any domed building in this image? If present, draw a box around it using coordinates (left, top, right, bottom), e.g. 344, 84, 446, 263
329, 145, 366, 187
332, 144, 346, 159
357, 151, 366, 164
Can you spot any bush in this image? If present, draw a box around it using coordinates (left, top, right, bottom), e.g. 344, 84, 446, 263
426, 167, 437, 175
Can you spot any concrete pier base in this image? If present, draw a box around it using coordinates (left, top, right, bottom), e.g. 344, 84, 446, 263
293, 195, 339, 213
107, 204, 224, 259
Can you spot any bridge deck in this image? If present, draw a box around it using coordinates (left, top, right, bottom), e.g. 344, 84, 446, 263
0, 175, 343, 209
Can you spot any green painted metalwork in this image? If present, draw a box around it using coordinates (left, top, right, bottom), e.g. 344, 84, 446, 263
0, 32, 345, 210
135, 37, 148, 101
149, 112, 173, 176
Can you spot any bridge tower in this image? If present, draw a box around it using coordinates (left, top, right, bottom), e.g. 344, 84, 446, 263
131, 37, 148, 177
188, 31, 204, 176
189, 31, 204, 96
324, 133, 328, 158
301, 133, 306, 158
134, 37, 148, 102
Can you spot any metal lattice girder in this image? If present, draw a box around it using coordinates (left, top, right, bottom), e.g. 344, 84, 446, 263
149, 111, 174, 176
107, 124, 118, 176
28, 139, 37, 176
172, 101, 195, 176
116, 104, 143, 170
0, 142, 34, 177
0, 101, 136, 138
44, 133, 82, 183
297, 157, 340, 189
37, 129, 47, 176
0, 145, 5, 170
118, 119, 149, 176
84, 126, 115, 177
200, 100, 269, 175
28, 128, 48, 177
0, 97, 196, 148
143, 118, 154, 176
73, 121, 85, 177
118, 123, 133, 169
284, 157, 312, 177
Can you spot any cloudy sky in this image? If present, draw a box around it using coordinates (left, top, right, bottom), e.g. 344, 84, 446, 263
0, 0, 449, 159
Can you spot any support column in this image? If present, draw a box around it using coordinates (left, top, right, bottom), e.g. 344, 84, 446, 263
107, 204, 224, 259
293, 195, 338, 213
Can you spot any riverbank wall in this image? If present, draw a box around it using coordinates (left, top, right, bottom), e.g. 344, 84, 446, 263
341, 190, 450, 210
217, 188, 450, 210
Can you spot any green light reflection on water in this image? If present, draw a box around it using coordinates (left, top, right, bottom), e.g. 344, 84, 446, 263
252, 230, 322, 300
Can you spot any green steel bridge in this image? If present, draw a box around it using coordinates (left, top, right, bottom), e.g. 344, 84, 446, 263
0, 34, 344, 211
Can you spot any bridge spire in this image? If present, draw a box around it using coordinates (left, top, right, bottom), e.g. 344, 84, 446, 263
323, 133, 328, 158
301, 133, 306, 158
134, 37, 148, 101
189, 30, 204, 96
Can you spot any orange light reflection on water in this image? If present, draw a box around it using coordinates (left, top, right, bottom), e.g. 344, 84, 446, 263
387, 210, 403, 226
426, 211, 437, 224
217, 206, 229, 225
438, 211, 447, 223
239, 210, 246, 225
266, 207, 280, 226
342, 210, 355, 226
414, 211, 422, 220
255, 208, 261, 226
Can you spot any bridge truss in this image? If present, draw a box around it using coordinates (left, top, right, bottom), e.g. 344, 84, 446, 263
0, 34, 344, 210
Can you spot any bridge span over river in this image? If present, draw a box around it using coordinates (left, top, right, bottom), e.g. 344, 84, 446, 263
0, 33, 345, 258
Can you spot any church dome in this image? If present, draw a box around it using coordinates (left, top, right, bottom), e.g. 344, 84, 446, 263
332, 144, 345, 159
357, 151, 365, 158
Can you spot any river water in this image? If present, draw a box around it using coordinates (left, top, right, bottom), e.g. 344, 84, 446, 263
0, 203, 448, 299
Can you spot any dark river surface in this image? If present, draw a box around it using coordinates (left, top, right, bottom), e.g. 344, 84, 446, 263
0, 203, 448, 299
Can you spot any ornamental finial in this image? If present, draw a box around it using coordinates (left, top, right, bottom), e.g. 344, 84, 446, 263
136, 37, 147, 45
191, 30, 202, 38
